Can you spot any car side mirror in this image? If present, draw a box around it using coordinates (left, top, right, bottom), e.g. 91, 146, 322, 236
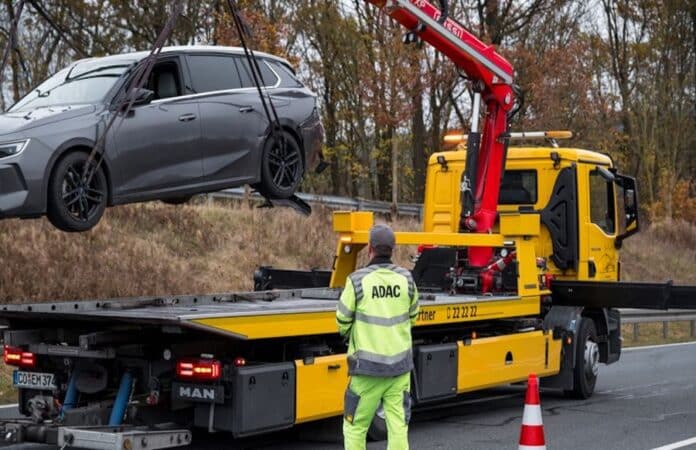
132, 88, 154, 106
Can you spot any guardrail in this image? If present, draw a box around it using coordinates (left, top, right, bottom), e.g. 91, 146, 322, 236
621, 309, 696, 340
207, 188, 424, 218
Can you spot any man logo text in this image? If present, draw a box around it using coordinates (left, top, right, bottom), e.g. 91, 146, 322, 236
179, 386, 215, 401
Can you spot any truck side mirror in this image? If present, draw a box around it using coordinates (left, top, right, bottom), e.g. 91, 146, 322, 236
614, 174, 639, 249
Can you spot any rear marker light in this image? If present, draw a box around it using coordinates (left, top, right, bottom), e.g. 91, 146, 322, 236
233, 357, 246, 367
3, 345, 36, 368
176, 358, 222, 381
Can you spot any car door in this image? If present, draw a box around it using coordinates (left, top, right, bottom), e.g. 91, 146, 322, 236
184, 53, 274, 186
110, 55, 203, 200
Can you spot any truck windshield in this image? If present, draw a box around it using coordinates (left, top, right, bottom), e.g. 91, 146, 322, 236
9, 60, 133, 112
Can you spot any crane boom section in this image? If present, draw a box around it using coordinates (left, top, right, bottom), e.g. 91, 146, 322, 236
367, 0, 514, 109
366, 0, 516, 266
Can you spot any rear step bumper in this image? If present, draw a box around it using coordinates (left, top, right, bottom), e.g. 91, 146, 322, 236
59, 426, 191, 450
1, 422, 191, 449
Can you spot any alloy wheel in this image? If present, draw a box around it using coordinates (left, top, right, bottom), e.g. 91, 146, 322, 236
61, 162, 105, 223
267, 138, 301, 190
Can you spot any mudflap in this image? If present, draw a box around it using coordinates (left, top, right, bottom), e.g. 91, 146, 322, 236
605, 308, 621, 364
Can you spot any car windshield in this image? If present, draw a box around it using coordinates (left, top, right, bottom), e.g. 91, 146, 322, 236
8, 60, 133, 112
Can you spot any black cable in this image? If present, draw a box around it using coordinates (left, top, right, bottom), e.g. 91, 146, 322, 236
83, 2, 184, 185
438, 0, 449, 23
226, 0, 285, 160
27, 0, 87, 57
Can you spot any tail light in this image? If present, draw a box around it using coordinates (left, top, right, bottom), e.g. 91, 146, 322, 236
233, 357, 246, 367
176, 358, 221, 381
3, 345, 36, 368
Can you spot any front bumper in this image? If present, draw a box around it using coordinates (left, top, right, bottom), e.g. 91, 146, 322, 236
0, 139, 51, 219
0, 162, 31, 218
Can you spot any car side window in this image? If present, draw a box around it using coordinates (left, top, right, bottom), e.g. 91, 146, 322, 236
145, 60, 183, 100
234, 56, 278, 88
186, 55, 243, 93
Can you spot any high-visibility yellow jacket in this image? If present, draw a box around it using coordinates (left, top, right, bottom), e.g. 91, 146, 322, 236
336, 260, 419, 377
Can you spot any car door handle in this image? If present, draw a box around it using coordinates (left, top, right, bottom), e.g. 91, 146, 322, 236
178, 113, 197, 122
239, 106, 254, 113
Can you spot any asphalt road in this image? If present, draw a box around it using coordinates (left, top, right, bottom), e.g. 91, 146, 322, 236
2, 342, 696, 449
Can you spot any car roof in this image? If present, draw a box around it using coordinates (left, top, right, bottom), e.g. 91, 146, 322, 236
72, 45, 291, 68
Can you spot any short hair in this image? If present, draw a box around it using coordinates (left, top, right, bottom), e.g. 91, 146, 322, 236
372, 244, 393, 257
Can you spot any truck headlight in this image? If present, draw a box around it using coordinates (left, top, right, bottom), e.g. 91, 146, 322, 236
0, 140, 29, 159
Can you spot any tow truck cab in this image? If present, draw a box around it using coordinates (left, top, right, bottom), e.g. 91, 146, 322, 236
423, 144, 640, 283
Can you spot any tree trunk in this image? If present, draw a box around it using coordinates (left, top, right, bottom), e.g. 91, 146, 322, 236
411, 84, 426, 202
391, 134, 399, 219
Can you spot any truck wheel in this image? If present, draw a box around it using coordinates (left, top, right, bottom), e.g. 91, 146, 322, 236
47, 152, 108, 232
256, 131, 304, 199
565, 318, 599, 399
367, 403, 388, 441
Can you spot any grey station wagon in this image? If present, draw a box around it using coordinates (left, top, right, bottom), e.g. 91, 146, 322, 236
0, 46, 323, 231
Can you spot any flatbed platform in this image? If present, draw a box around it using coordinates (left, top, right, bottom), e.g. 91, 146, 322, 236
0, 288, 539, 340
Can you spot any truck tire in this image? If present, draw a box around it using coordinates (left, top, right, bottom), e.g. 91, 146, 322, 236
367, 403, 388, 441
565, 318, 599, 399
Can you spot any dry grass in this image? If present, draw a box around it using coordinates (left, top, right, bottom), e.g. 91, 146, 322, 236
620, 220, 696, 284
0, 201, 418, 303
0, 205, 693, 302
0, 365, 14, 405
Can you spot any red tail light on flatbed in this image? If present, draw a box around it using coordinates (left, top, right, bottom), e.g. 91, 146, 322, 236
3, 345, 36, 368
176, 358, 222, 381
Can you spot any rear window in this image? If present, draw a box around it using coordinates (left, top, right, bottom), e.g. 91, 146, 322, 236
235, 57, 278, 88
268, 60, 303, 87
499, 170, 537, 205
186, 55, 243, 92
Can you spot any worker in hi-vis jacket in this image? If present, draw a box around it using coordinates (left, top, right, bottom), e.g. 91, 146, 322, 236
336, 223, 419, 450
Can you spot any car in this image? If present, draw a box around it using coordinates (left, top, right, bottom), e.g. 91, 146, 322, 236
0, 46, 324, 232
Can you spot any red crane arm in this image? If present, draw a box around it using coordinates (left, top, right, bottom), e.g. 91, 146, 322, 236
373, 0, 513, 96
366, 0, 517, 266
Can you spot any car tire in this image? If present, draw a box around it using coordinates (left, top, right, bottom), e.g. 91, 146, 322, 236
161, 196, 193, 205
256, 131, 304, 199
47, 152, 108, 233
564, 318, 599, 399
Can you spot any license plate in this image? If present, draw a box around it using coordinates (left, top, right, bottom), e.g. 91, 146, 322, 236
12, 370, 57, 390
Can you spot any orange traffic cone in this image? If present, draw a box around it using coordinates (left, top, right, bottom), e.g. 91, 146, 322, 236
519, 373, 546, 450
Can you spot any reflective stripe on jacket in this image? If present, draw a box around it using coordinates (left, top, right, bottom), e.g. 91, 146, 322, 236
336, 261, 419, 377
